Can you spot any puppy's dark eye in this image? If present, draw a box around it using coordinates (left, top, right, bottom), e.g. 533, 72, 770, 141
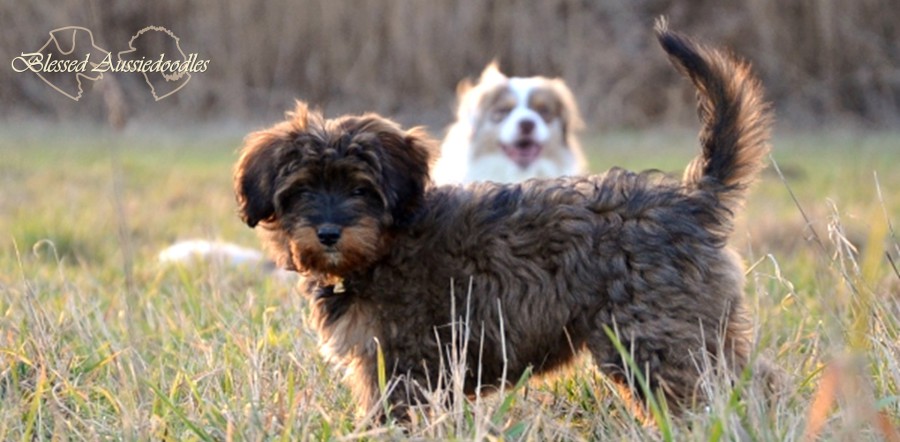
280, 187, 308, 208
350, 187, 368, 198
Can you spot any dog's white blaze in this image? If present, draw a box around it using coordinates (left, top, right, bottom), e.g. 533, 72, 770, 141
500, 78, 551, 144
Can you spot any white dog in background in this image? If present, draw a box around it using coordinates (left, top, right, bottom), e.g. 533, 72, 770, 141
433, 63, 587, 184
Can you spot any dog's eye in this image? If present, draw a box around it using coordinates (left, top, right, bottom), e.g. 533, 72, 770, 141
280, 187, 308, 208
533, 104, 554, 121
492, 106, 513, 122
350, 187, 378, 201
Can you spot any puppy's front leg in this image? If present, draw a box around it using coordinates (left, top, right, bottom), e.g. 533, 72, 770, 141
363, 371, 432, 426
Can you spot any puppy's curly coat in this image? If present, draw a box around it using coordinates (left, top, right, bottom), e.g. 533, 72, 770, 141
234, 26, 773, 421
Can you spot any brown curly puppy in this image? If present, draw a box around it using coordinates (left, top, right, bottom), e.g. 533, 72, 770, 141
234, 25, 773, 421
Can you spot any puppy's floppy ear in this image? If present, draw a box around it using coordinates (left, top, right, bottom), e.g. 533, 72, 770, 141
386, 127, 437, 224
234, 102, 311, 227
355, 120, 437, 225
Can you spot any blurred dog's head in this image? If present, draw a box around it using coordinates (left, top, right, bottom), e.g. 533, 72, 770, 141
436, 63, 586, 183
234, 102, 436, 278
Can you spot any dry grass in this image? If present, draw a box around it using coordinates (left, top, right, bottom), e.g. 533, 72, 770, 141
1, 123, 900, 439
1, 1, 899, 128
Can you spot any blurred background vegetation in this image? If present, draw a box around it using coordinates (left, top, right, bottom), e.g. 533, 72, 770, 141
2, 0, 899, 131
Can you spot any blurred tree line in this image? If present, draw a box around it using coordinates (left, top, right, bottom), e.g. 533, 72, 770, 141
2, 0, 898, 129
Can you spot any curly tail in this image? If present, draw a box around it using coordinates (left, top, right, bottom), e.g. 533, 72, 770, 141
656, 19, 772, 214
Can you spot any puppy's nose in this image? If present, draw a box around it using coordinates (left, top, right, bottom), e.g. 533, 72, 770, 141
519, 119, 535, 135
316, 225, 342, 246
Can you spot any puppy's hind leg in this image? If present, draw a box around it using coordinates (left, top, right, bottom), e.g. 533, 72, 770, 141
585, 327, 706, 420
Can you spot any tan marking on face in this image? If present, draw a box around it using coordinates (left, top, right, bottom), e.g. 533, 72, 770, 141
334, 216, 384, 272
528, 87, 563, 123
288, 216, 384, 277
481, 86, 517, 123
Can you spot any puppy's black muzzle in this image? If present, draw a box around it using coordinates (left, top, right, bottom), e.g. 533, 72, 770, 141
316, 224, 342, 246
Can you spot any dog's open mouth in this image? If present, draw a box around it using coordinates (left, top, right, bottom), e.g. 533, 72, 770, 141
500, 139, 543, 169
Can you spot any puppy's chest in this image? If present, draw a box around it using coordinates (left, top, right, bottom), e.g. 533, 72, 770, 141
310, 284, 383, 364
309, 279, 433, 356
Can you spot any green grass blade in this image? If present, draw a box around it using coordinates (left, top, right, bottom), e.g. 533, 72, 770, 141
21, 366, 47, 442
602, 325, 673, 442
491, 366, 532, 427
147, 382, 214, 442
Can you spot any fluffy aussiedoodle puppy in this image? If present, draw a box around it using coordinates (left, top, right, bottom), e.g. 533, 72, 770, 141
433, 62, 587, 184
234, 25, 773, 422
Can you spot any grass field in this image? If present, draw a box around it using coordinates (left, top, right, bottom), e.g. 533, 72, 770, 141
2, 123, 899, 440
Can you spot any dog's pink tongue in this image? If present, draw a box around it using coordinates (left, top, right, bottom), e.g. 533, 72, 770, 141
502, 141, 542, 169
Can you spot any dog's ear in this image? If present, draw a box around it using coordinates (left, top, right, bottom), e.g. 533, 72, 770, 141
455, 61, 507, 124
234, 102, 311, 227
384, 127, 437, 224
456, 77, 474, 99
549, 78, 584, 142
234, 129, 290, 227
347, 118, 437, 225
478, 60, 507, 85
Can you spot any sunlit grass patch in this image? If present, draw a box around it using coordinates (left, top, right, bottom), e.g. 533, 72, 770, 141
1, 125, 899, 439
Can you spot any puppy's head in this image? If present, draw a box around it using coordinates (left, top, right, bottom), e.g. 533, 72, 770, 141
463, 63, 584, 171
234, 102, 436, 278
